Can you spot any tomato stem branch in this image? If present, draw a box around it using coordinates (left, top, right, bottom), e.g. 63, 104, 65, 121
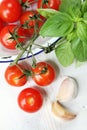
10, 34, 39, 66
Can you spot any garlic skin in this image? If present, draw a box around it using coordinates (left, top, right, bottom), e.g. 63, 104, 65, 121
56, 76, 78, 102
52, 101, 76, 120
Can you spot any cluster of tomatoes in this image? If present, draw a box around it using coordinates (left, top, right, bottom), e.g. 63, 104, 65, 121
5, 61, 56, 113
0, 0, 61, 113
0, 0, 45, 49
0, 0, 61, 50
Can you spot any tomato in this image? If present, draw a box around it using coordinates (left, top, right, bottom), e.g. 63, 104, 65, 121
0, 25, 27, 49
5, 64, 27, 87
20, 11, 38, 27
0, 19, 5, 32
0, 0, 22, 23
18, 87, 43, 113
37, 0, 61, 10
32, 62, 55, 86
20, 10, 45, 37
20, 10, 45, 28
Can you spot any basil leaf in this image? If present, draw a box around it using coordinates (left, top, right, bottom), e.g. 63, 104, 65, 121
37, 9, 58, 18
83, 12, 87, 24
71, 37, 87, 61
40, 12, 74, 37
60, 0, 81, 18
77, 22, 87, 42
67, 30, 77, 41
81, 0, 87, 14
55, 41, 74, 67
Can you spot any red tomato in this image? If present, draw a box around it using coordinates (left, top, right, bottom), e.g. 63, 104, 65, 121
0, 19, 5, 32
20, 11, 39, 27
0, 0, 22, 23
18, 88, 43, 113
37, 0, 61, 10
5, 64, 27, 87
32, 62, 55, 86
0, 25, 27, 49
20, 10, 45, 37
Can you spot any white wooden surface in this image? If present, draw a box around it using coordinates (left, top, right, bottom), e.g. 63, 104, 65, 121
0, 51, 87, 130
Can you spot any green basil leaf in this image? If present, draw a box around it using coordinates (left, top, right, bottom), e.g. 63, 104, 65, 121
83, 12, 87, 24
77, 22, 87, 42
67, 30, 77, 41
71, 37, 87, 61
60, 0, 81, 18
55, 41, 74, 67
83, 12, 87, 19
81, 0, 87, 14
37, 9, 58, 18
40, 12, 74, 37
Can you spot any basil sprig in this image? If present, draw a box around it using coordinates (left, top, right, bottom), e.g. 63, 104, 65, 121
40, 12, 74, 37
38, 0, 87, 67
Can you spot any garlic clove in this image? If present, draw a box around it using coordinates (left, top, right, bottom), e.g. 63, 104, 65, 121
56, 76, 78, 102
52, 101, 76, 120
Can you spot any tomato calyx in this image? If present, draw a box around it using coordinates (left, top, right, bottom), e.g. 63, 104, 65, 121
30, 14, 39, 21
21, 1, 30, 9
21, 21, 30, 29
8, 28, 26, 50
21, 0, 37, 9
32, 62, 48, 75
9, 30, 19, 42
39, 0, 50, 8
40, 66, 48, 74
42, 0, 49, 5
15, 64, 33, 79
16, 70, 33, 79
24, 69, 33, 77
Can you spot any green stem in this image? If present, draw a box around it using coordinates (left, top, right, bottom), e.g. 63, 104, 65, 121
16, 64, 24, 73
33, 37, 66, 53
10, 34, 38, 66
30, 50, 37, 67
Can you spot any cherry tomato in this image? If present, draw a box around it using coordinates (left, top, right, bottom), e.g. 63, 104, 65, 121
37, 0, 61, 10
0, 0, 22, 23
20, 10, 45, 37
5, 64, 27, 87
20, 10, 45, 28
20, 11, 38, 27
32, 62, 55, 86
18, 87, 43, 113
0, 25, 27, 49
0, 19, 5, 32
